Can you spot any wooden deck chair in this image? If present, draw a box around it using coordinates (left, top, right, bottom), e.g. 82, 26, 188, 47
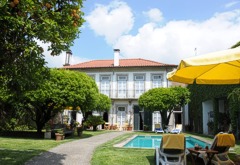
155, 134, 186, 165
201, 132, 235, 165
155, 123, 164, 133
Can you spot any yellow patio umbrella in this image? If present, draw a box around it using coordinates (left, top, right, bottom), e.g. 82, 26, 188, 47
167, 48, 240, 84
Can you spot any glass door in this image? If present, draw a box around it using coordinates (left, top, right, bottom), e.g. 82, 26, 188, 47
117, 107, 126, 129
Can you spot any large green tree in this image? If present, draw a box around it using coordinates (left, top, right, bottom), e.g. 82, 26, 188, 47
0, 0, 84, 131
0, 0, 84, 92
138, 87, 190, 128
25, 69, 99, 133
95, 93, 111, 112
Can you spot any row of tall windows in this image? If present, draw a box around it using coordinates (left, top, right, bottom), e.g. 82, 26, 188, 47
90, 74, 163, 97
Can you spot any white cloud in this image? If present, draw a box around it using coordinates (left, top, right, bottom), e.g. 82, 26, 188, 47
37, 41, 87, 68
114, 10, 240, 64
225, 1, 240, 8
85, 0, 134, 44
143, 8, 163, 22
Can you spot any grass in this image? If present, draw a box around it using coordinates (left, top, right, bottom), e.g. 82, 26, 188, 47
92, 132, 155, 165
92, 131, 240, 165
0, 130, 239, 165
0, 130, 108, 165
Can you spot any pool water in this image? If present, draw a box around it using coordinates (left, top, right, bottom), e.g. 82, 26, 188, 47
124, 135, 210, 149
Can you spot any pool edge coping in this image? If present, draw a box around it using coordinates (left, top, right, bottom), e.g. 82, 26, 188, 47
114, 134, 138, 148
114, 134, 212, 149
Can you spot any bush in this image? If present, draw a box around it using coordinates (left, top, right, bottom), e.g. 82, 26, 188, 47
84, 116, 105, 131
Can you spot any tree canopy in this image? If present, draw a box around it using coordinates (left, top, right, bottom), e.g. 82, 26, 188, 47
0, 0, 84, 92
138, 86, 190, 128
25, 69, 99, 133
95, 93, 111, 112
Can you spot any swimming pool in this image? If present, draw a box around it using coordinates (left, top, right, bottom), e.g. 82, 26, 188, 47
124, 135, 210, 149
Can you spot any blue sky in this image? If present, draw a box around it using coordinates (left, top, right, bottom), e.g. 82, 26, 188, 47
44, 0, 240, 67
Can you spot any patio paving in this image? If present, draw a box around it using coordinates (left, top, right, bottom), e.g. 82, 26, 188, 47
25, 131, 129, 165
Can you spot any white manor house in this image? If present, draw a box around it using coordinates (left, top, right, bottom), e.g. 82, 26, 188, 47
63, 49, 183, 131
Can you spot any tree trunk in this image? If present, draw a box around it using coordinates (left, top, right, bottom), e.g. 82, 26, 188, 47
93, 125, 97, 131
160, 111, 167, 129
166, 110, 173, 127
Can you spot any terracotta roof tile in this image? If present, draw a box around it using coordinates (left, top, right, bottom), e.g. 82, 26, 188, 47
63, 58, 177, 69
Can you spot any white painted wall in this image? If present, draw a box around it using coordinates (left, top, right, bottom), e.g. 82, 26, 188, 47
76, 112, 83, 125
82, 67, 176, 130
202, 100, 213, 134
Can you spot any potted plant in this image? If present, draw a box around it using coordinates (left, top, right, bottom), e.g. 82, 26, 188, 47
127, 124, 132, 131
84, 116, 105, 131
55, 129, 64, 141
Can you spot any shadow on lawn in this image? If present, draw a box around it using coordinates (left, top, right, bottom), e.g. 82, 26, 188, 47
0, 148, 67, 165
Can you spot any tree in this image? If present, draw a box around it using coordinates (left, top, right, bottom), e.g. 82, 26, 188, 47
25, 69, 99, 133
138, 87, 190, 128
0, 0, 84, 93
96, 93, 111, 112
81, 92, 111, 129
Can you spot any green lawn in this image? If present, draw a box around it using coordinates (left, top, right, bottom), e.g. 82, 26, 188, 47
92, 131, 240, 165
0, 131, 239, 165
0, 130, 108, 165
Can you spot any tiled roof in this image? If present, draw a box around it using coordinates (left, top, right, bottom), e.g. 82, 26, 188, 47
63, 58, 177, 69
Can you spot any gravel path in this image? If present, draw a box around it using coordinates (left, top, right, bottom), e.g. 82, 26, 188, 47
25, 131, 128, 165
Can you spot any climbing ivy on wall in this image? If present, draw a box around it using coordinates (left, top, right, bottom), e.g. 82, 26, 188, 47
228, 88, 240, 138
187, 84, 240, 135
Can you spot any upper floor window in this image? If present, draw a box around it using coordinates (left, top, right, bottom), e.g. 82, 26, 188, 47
134, 75, 145, 97
100, 76, 110, 97
117, 75, 127, 98
152, 74, 162, 88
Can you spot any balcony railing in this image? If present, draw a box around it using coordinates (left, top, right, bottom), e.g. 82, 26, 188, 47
100, 90, 146, 99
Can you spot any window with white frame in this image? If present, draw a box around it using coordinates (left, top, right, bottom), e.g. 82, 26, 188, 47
117, 75, 127, 98
152, 74, 162, 88
100, 76, 110, 97
134, 75, 145, 97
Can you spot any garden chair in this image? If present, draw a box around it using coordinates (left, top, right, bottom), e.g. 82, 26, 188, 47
155, 134, 186, 165
104, 122, 110, 130
200, 132, 235, 165
155, 123, 164, 133
122, 123, 128, 131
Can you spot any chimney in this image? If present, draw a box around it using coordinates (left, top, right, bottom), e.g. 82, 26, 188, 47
63, 50, 72, 66
114, 49, 120, 66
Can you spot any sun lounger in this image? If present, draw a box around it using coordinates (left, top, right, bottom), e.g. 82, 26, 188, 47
155, 134, 186, 165
155, 123, 164, 133
170, 124, 182, 134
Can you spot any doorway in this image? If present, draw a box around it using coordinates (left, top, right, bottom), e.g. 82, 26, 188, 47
102, 112, 108, 129
117, 106, 126, 129
133, 105, 144, 131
